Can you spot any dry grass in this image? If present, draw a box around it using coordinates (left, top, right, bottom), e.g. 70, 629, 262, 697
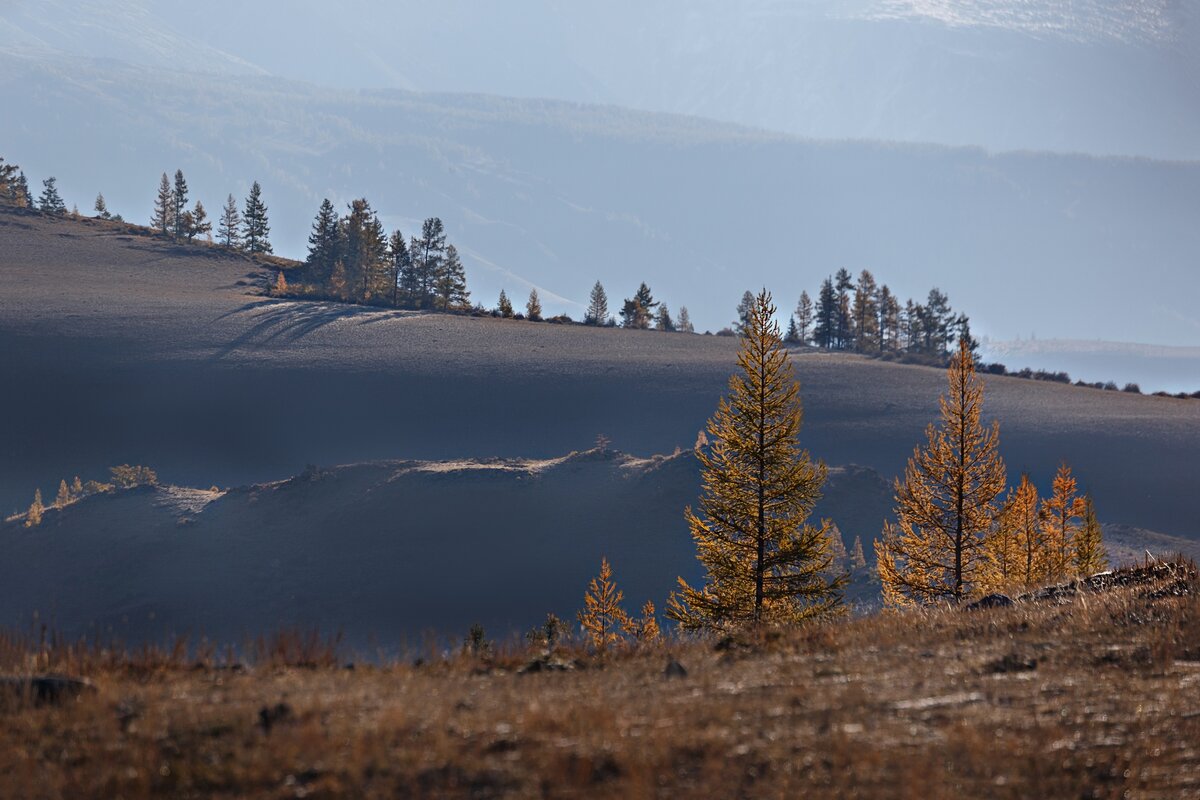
1, 566, 1198, 799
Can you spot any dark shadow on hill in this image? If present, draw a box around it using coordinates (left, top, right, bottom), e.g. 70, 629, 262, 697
211, 299, 420, 358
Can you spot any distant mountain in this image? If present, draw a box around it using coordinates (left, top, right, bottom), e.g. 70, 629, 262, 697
3, 0, 1197, 159
3, 51, 1200, 344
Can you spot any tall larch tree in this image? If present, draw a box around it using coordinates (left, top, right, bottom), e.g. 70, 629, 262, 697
497, 289, 514, 317
1073, 495, 1108, 576
813, 277, 837, 349
795, 290, 813, 345
878, 285, 901, 352
341, 198, 387, 301
734, 290, 755, 333
876, 339, 1007, 605
435, 244, 469, 310
1004, 474, 1045, 589
833, 268, 854, 350
1040, 463, 1086, 582
677, 306, 694, 334
26, 489, 44, 527
578, 557, 631, 655
217, 194, 241, 248
55, 479, 71, 509
241, 181, 272, 254
185, 200, 210, 242
171, 169, 189, 240
668, 289, 844, 629
413, 217, 447, 308
39, 177, 66, 215
981, 489, 1024, 594
526, 288, 543, 321
93, 193, 111, 220
852, 269, 880, 352
585, 281, 609, 325
620, 283, 657, 329
654, 304, 675, 331
387, 230, 411, 307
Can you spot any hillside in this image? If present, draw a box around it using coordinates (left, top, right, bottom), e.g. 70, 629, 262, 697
4, 50, 1200, 345
2, 208, 1197, 542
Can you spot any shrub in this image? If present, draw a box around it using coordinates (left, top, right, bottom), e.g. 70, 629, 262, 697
1123, 383, 1141, 394
109, 464, 157, 488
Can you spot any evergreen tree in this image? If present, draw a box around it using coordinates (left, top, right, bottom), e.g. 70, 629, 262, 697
38, 177, 66, 215
852, 269, 880, 352
341, 198, 388, 301
14, 172, 31, 208
850, 536, 867, 570
1074, 495, 1108, 576
677, 306, 694, 334
93, 192, 111, 220
413, 217, 447, 308
876, 339, 1007, 605
795, 291, 813, 345
1004, 474, 1045, 589
1039, 463, 1086, 582
981, 488, 1024, 594
813, 277, 837, 349
497, 289, 513, 318
902, 298, 923, 353
834, 268, 854, 350
327, 260, 348, 300
784, 315, 799, 344
217, 193, 241, 248
828, 524, 849, 567
184, 200, 210, 242
585, 281, 608, 325
654, 303, 675, 332
153, 173, 173, 233
71, 476, 83, 497
55, 479, 71, 508
578, 557, 631, 654
0, 156, 17, 203
305, 199, 341, 283
668, 290, 844, 629
241, 181, 272, 254
734, 290, 755, 333
620, 283, 656, 329
171, 169, 189, 240
878, 285, 901, 351
435, 244, 469, 310
26, 489, 44, 528
387, 230, 411, 307
526, 288, 542, 321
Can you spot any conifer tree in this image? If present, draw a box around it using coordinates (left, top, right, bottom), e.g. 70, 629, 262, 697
585, 281, 608, 325
14, 171, 31, 208
526, 288, 542, 321
341, 198, 388, 301
620, 283, 656, 329
795, 290, 814, 345
327, 260, 348, 301
241, 181, 272, 254
153, 173, 173, 234
1003, 474, 1045, 589
171, 169, 189, 240
435, 244, 469, 310
829, 524, 849, 567
1073, 495, 1108, 576
981, 490, 1024, 594
878, 285, 901, 351
217, 193, 241, 248
1040, 463, 1086, 582
94, 193, 111, 220
387, 230, 411, 307
55, 479, 71, 508
273, 270, 288, 296
38, 177, 66, 215
497, 289, 513, 318
814, 278, 837, 349
184, 200, 210, 242
668, 290, 843, 629
852, 269, 880, 352
0, 156, 17, 202
677, 306, 694, 334
578, 557, 631, 654
850, 536, 867, 570
414, 217, 447, 307
623, 601, 662, 644
71, 476, 83, 497
306, 199, 341, 282
876, 339, 1007, 605
654, 303, 675, 332
784, 315, 799, 343
26, 489, 44, 527
735, 290, 755, 333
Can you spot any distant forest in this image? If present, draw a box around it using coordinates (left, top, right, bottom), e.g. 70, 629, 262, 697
2, 153, 1196, 398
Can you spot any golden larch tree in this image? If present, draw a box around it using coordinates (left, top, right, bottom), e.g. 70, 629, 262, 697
578, 558, 631, 654
55, 479, 71, 509
1073, 494, 1108, 576
1039, 462, 1086, 582
1005, 474, 1046, 589
25, 489, 44, 528
623, 601, 662, 644
876, 339, 1007, 605
668, 289, 843, 630
981, 494, 1022, 595
71, 476, 83, 497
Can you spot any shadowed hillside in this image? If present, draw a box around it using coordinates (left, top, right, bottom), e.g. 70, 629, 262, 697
2, 209, 1197, 543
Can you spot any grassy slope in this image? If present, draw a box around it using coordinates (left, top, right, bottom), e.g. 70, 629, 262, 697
0, 565, 1197, 798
